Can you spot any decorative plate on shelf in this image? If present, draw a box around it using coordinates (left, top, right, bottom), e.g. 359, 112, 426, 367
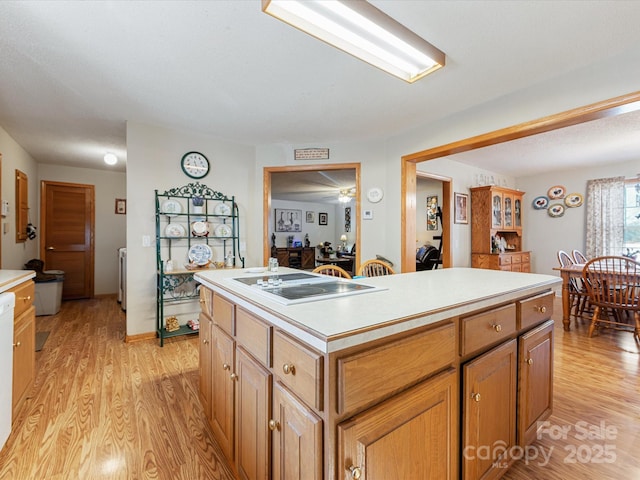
191, 221, 209, 237
214, 203, 231, 216
547, 185, 566, 199
532, 196, 549, 209
564, 193, 583, 207
161, 199, 182, 216
165, 223, 186, 238
214, 224, 232, 238
188, 244, 212, 266
548, 203, 565, 218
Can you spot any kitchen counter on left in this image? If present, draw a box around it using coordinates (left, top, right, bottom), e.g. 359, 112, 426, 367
0, 270, 35, 292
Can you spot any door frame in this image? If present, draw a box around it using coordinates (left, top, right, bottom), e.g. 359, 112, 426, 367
401, 90, 640, 272
263, 163, 361, 269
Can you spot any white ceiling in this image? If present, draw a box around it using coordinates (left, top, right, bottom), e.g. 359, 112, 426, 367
1, 1, 640, 177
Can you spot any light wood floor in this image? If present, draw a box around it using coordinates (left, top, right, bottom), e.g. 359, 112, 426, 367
0, 296, 638, 479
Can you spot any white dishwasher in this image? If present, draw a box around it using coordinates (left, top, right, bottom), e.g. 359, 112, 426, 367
0, 292, 15, 452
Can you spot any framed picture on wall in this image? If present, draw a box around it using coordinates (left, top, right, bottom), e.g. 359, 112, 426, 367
427, 195, 438, 230
275, 208, 302, 232
306, 211, 315, 223
115, 198, 126, 215
344, 206, 351, 232
319, 212, 328, 226
454, 192, 469, 224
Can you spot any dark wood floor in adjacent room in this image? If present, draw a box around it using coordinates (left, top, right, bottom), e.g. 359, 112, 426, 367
0, 296, 638, 479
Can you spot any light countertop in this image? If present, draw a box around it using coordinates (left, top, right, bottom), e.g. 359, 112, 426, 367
195, 267, 560, 353
0, 270, 35, 293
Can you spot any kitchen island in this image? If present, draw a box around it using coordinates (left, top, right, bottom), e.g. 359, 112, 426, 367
195, 267, 560, 480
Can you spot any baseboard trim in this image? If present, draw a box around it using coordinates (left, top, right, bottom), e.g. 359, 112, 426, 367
125, 331, 156, 343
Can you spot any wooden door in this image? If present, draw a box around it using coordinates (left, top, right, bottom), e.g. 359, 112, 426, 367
463, 339, 517, 480
272, 381, 322, 480
211, 324, 236, 462
40, 181, 95, 300
236, 347, 272, 480
518, 320, 554, 446
339, 369, 458, 480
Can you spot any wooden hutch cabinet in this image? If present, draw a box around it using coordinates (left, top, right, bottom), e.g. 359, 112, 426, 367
470, 186, 530, 272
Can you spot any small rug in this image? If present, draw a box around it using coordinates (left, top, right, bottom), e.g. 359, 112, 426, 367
36, 331, 50, 352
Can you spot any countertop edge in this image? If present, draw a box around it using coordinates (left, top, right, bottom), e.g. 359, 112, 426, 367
0, 270, 36, 292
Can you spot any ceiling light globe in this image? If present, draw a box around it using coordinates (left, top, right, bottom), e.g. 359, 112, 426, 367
104, 152, 118, 165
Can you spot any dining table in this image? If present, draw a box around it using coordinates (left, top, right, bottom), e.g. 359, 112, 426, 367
553, 263, 585, 331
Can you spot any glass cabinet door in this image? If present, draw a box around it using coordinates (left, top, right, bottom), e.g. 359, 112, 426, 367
514, 198, 522, 228
503, 194, 513, 228
492, 193, 503, 228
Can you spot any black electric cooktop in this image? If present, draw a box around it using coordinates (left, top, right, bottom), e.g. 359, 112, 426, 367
230, 272, 385, 305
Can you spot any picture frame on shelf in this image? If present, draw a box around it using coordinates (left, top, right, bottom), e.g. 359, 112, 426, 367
275, 208, 302, 232
319, 212, 328, 226
454, 192, 468, 224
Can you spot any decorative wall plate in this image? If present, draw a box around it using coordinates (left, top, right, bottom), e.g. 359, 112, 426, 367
564, 193, 583, 207
214, 224, 232, 238
191, 221, 209, 237
532, 196, 549, 209
165, 223, 186, 237
214, 203, 231, 216
547, 185, 566, 199
161, 199, 182, 216
188, 244, 212, 265
548, 203, 565, 217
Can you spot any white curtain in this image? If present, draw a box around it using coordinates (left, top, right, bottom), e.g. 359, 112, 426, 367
585, 176, 625, 258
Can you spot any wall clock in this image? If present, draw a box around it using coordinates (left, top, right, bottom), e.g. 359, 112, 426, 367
181, 151, 210, 179
366, 187, 384, 203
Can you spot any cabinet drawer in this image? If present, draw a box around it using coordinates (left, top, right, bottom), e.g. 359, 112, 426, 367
236, 307, 271, 366
213, 293, 234, 335
338, 322, 455, 415
10, 280, 35, 318
461, 304, 516, 356
518, 291, 554, 330
273, 330, 323, 410
511, 254, 522, 264
521, 252, 531, 263
499, 255, 512, 266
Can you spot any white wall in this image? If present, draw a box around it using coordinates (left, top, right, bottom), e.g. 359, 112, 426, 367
517, 158, 640, 277
126, 121, 256, 337
0, 126, 39, 269
37, 164, 126, 295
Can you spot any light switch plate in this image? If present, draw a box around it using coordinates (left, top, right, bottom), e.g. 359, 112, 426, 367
363, 210, 373, 220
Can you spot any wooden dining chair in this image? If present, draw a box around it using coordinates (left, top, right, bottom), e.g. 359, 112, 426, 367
572, 249, 588, 264
312, 264, 352, 279
582, 256, 640, 341
557, 250, 590, 323
356, 259, 395, 277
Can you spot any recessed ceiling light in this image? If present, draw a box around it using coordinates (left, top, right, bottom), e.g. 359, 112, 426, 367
104, 152, 118, 165
262, 0, 445, 83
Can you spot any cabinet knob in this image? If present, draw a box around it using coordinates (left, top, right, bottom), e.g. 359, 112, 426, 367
527, 358, 534, 365
203, 339, 209, 345
536, 305, 547, 314
349, 466, 362, 479
199, 299, 205, 303
471, 392, 481, 402
230, 372, 238, 380
492, 324, 502, 333
222, 363, 231, 371
13, 341, 21, 348
282, 363, 295, 375
19, 295, 31, 301
268, 419, 280, 431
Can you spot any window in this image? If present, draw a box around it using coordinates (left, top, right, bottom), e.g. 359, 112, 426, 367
623, 180, 640, 259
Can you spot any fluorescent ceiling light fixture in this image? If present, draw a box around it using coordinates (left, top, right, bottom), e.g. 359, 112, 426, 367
262, 0, 445, 83
104, 152, 118, 165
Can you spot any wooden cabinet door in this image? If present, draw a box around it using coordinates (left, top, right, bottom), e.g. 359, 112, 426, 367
518, 320, 554, 446
198, 312, 212, 414
13, 306, 35, 420
463, 339, 517, 480
272, 381, 322, 480
211, 324, 236, 462
491, 192, 503, 229
339, 369, 458, 480
236, 348, 272, 480
513, 195, 523, 230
